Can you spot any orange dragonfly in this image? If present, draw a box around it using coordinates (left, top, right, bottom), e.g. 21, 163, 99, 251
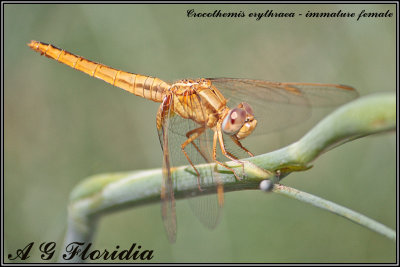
28, 40, 358, 242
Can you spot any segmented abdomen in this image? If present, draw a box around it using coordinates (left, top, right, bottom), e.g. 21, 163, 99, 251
28, 40, 170, 102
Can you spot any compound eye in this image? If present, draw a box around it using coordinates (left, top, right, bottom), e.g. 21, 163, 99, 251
222, 108, 246, 135
239, 102, 254, 116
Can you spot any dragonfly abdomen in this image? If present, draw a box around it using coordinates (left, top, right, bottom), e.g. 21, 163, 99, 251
28, 40, 169, 102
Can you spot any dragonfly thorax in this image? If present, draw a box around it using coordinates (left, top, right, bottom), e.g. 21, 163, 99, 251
169, 79, 228, 128
169, 79, 257, 139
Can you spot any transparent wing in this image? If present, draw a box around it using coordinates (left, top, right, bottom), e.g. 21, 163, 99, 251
209, 78, 358, 135
158, 92, 224, 240
165, 78, 358, 139
209, 78, 358, 106
157, 94, 177, 243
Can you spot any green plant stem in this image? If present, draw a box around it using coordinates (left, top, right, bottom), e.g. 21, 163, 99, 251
59, 93, 395, 262
272, 184, 396, 241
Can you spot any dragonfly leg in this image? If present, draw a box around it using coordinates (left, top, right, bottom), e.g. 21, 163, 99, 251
213, 129, 242, 181
211, 130, 225, 206
222, 149, 240, 161
181, 127, 206, 192
185, 127, 209, 163
230, 135, 254, 157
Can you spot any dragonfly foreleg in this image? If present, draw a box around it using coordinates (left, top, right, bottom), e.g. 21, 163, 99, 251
181, 127, 206, 191
185, 127, 209, 162
230, 135, 254, 157
213, 129, 242, 181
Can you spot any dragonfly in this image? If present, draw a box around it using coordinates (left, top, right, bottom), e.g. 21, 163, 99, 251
28, 40, 358, 242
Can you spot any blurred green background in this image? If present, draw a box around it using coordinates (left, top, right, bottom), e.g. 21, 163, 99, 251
4, 3, 396, 263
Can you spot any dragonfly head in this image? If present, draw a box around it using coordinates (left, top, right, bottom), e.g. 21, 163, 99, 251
222, 102, 257, 140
